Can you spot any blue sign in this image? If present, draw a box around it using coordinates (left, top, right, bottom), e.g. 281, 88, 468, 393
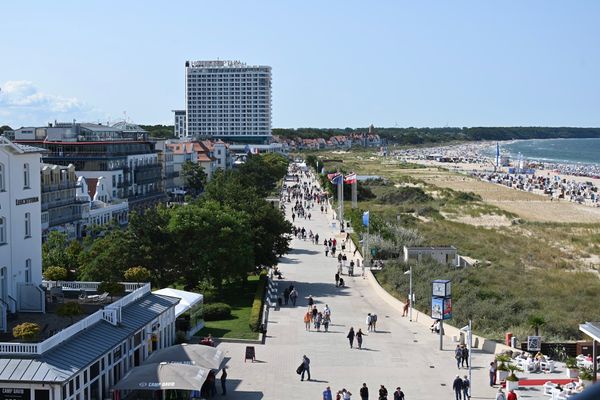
431, 297, 452, 320
362, 211, 369, 227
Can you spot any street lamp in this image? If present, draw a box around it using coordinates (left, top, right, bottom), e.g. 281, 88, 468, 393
404, 266, 413, 322
460, 320, 473, 398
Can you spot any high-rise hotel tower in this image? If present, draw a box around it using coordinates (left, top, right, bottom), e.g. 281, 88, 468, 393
184, 60, 272, 142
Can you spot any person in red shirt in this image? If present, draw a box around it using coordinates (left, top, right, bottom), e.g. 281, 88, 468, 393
507, 389, 518, 400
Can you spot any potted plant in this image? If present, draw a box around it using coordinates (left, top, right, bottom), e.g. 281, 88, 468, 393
578, 366, 594, 387
505, 364, 522, 391
565, 357, 579, 379
496, 354, 511, 382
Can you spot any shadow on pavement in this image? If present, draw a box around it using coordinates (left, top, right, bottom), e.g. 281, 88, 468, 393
227, 379, 264, 399
279, 256, 301, 264
289, 248, 320, 255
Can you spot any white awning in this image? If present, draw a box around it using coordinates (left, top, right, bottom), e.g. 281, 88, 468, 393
153, 288, 203, 317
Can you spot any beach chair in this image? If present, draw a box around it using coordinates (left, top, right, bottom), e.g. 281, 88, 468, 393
543, 381, 557, 396
80, 292, 109, 304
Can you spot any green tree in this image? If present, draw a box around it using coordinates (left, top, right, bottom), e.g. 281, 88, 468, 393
168, 200, 254, 290
42, 231, 80, 272
126, 207, 176, 287
97, 281, 126, 301
78, 230, 133, 281
204, 170, 292, 267
181, 161, 208, 195
237, 153, 288, 196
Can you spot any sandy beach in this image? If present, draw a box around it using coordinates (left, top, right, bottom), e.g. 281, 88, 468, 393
390, 142, 600, 223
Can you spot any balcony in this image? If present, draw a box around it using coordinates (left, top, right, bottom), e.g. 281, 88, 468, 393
41, 181, 78, 193
0, 283, 150, 356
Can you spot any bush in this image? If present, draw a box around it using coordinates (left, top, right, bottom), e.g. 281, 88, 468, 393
249, 274, 268, 332
13, 322, 41, 341
196, 281, 220, 303
43, 266, 68, 282
377, 187, 432, 205
56, 302, 84, 319
97, 281, 125, 298
203, 303, 232, 321
123, 266, 151, 283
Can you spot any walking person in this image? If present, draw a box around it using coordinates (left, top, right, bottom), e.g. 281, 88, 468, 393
495, 388, 506, 400
452, 375, 463, 400
360, 259, 365, 278
393, 387, 404, 400
290, 288, 298, 306
371, 314, 378, 332
283, 287, 290, 306
325, 244, 329, 257
402, 297, 410, 317
507, 389, 517, 400
356, 328, 366, 349
304, 311, 311, 331
347, 327, 355, 348
462, 375, 470, 400
335, 272, 340, 287
300, 355, 311, 381
489, 361, 497, 387
366, 313, 373, 332
323, 386, 333, 400
462, 345, 469, 368
323, 313, 330, 332
308, 295, 314, 307
220, 367, 227, 395
455, 345, 463, 369
359, 383, 369, 400
378, 385, 388, 400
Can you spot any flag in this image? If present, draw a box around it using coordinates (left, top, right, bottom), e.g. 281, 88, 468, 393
327, 172, 339, 181
344, 173, 357, 184
362, 211, 369, 227
495, 142, 500, 166
331, 174, 343, 185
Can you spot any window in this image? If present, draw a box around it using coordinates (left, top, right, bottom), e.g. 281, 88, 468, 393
0, 218, 5, 244
25, 212, 31, 238
25, 259, 31, 283
0, 163, 4, 191
23, 163, 30, 188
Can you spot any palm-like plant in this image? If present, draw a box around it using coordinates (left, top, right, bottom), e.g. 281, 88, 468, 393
528, 315, 546, 336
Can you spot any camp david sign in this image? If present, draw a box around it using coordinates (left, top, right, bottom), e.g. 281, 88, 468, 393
139, 382, 175, 388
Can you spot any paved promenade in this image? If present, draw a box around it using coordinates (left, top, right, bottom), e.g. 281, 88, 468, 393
217, 176, 511, 400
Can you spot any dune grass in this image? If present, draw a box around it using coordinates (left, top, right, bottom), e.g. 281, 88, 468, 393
311, 149, 600, 340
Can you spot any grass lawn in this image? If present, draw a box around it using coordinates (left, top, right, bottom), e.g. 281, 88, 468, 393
196, 276, 261, 340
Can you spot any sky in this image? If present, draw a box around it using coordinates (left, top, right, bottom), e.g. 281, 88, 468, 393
1, 1, 599, 129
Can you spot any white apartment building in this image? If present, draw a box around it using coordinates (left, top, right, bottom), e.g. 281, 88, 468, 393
0, 137, 45, 331
172, 109, 187, 138
184, 60, 272, 142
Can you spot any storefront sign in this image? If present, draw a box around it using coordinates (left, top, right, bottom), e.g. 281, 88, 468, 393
0, 388, 31, 400
15, 197, 39, 206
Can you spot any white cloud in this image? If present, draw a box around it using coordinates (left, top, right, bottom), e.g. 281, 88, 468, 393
0, 81, 105, 127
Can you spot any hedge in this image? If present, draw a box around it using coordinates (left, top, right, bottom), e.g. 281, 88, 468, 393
248, 273, 268, 332
202, 303, 232, 321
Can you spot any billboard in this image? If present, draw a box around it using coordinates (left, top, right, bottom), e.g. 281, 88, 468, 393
431, 297, 452, 320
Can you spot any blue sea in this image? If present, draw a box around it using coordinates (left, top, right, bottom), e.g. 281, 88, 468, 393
495, 138, 600, 165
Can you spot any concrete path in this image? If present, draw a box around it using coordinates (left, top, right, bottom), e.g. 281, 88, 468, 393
216, 174, 537, 400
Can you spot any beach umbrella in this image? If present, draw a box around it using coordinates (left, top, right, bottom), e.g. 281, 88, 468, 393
144, 343, 225, 370
114, 362, 209, 391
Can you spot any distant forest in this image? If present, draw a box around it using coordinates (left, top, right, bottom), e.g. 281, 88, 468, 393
3, 124, 600, 145
273, 127, 600, 145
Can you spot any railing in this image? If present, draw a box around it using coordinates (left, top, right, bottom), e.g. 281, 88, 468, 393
0, 283, 151, 356
42, 281, 145, 293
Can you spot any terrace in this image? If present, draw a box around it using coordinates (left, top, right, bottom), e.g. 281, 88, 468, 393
0, 282, 149, 356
